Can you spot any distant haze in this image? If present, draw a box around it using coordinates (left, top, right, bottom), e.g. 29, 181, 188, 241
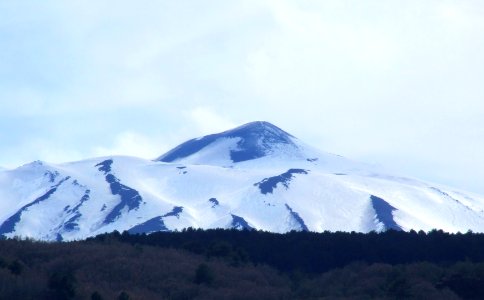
1, 1, 484, 193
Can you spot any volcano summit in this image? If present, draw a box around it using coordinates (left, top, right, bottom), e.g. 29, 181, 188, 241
1, 122, 484, 241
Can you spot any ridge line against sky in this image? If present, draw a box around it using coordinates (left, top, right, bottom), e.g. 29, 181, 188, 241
1, 1, 484, 194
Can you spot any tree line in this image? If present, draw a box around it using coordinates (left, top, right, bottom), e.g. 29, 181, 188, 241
95, 228, 484, 273
0, 229, 483, 299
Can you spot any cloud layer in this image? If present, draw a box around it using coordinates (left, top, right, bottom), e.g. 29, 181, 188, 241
1, 1, 484, 193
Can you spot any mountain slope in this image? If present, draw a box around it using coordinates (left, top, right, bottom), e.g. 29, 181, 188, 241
1, 122, 484, 241
157, 121, 301, 164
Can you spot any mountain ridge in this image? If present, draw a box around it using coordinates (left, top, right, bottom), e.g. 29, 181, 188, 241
1, 121, 484, 241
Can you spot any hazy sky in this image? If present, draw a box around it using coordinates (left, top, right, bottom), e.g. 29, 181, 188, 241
1, 1, 484, 193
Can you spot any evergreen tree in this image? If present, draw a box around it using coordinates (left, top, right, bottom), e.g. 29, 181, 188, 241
48, 270, 77, 299
8, 259, 23, 275
91, 291, 103, 300
195, 263, 214, 285
118, 291, 130, 300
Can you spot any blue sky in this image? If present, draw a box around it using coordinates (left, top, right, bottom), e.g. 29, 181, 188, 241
1, 1, 484, 193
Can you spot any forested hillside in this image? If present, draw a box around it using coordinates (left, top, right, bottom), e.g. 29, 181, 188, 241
1, 230, 484, 299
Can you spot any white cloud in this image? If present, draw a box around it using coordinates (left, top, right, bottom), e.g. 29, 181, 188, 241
186, 107, 236, 135
1, 1, 484, 194
92, 131, 169, 160
437, 2, 484, 29
0, 138, 86, 168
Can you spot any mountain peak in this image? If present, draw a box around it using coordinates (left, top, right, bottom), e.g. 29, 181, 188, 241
233, 121, 292, 135
224, 121, 294, 144
156, 121, 300, 164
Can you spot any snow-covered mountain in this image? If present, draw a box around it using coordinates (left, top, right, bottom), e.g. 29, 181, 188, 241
1, 121, 484, 241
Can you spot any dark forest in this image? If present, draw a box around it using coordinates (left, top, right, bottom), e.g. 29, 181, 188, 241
1, 229, 484, 299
